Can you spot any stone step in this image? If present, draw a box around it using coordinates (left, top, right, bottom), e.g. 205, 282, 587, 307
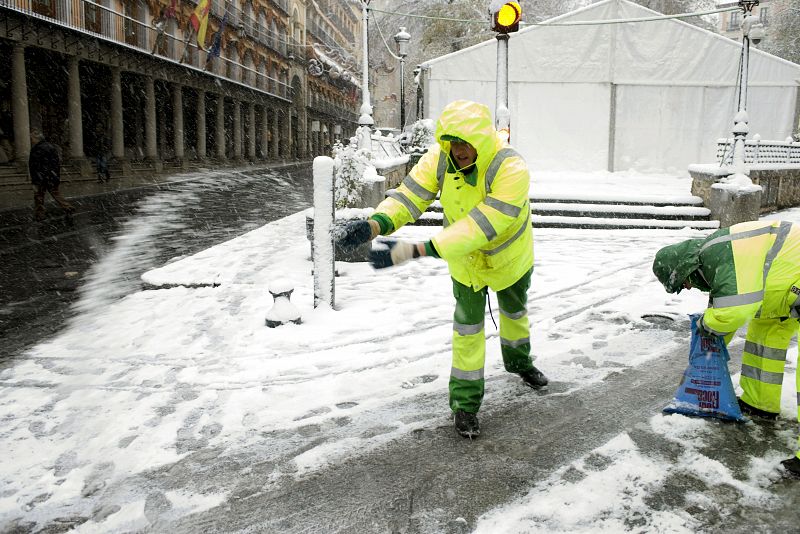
530, 202, 710, 221
424, 201, 711, 221
529, 193, 705, 207
415, 212, 719, 231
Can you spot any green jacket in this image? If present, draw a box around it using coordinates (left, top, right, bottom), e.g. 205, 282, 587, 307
653, 220, 800, 335
372, 100, 533, 291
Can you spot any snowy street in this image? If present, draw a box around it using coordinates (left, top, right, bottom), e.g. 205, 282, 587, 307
1, 169, 799, 532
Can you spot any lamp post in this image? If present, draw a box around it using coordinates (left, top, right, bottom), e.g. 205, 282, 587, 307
413, 65, 423, 120
393, 27, 411, 132
358, 0, 373, 150
729, 0, 765, 184
490, 2, 522, 143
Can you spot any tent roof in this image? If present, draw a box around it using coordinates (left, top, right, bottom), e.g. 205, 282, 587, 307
421, 0, 800, 86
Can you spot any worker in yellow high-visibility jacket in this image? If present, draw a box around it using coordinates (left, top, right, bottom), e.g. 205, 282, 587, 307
338, 100, 547, 438
654, 220, 800, 478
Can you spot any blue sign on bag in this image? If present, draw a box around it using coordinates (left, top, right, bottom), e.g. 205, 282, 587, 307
663, 313, 745, 422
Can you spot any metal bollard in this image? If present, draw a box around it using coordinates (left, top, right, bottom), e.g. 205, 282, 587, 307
265, 279, 301, 328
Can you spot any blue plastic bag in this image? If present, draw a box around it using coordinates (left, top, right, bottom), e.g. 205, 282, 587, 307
663, 313, 745, 421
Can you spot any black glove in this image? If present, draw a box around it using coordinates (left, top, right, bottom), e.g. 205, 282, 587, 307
336, 220, 377, 252
369, 239, 422, 269
696, 315, 717, 339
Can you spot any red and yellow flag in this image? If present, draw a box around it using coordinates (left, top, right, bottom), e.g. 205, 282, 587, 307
189, 0, 211, 49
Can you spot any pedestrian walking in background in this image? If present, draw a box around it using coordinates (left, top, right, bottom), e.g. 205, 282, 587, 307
95, 126, 111, 183
29, 129, 73, 221
337, 100, 548, 439
653, 220, 800, 478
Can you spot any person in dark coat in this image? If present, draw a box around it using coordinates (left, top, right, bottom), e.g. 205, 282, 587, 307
95, 125, 111, 183
29, 129, 74, 220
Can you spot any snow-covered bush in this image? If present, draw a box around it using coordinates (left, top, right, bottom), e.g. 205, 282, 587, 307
407, 118, 436, 154
332, 138, 374, 209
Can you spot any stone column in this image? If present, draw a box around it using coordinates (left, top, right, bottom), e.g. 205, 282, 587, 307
279, 111, 289, 158
261, 106, 269, 159
145, 76, 157, 160
110, 67, 125, 159
196, 89, 206, 159
67, 56, 84, 158
247, 103, 256, 160
172, 84, 185, 162
271, 109, 279, 159
233, 100, 242, 160
11, 44, 31, 164
216, 95, 226, 159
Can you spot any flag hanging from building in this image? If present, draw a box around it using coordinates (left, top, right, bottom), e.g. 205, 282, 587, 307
208, 11, 227, 58
190, 0, 211, 49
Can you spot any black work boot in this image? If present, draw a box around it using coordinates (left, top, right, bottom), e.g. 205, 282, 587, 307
519, 365, 549, 389
454, 410, 480, 438
781, 456, 800, 478
737, 398, 778, 420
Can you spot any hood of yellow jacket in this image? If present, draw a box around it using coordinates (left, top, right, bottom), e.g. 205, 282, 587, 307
434, 100, 499, 176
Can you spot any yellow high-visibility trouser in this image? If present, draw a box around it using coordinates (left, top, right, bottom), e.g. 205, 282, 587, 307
739, 317, 796, 414
739, 317, 800, 458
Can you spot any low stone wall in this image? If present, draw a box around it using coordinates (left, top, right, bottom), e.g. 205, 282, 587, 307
689, 165, 800, 227
750, 168, 800, 211
362, 162, 406, 209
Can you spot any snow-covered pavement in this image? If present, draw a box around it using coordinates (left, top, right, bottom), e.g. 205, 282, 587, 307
1, 170, 798, 532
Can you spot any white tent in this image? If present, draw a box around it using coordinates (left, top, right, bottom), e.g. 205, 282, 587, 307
419, 0, 800, 172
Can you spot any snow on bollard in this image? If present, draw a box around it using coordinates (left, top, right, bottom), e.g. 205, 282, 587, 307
265, 279, 301, 328
313, 156, 335, 308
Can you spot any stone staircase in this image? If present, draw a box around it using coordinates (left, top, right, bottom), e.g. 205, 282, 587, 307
414, 192, 720, 230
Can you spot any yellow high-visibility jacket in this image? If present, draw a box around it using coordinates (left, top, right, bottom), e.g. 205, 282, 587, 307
654, 220, 800, 335
374, 100, 533, 291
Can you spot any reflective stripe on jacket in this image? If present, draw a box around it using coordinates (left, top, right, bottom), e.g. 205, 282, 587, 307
374, 100, 533, 291
699, 220, 800, 334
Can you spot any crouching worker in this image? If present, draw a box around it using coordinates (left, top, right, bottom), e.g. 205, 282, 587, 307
653, 220, 800, 478
337, 100, 548, 439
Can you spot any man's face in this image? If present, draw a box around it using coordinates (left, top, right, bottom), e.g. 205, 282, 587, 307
450, 140, 477, 169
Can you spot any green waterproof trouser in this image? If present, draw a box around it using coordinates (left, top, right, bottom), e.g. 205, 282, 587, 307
449, 268, 534, 414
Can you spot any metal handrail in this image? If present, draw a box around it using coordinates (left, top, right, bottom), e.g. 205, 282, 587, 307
717, 138, 800, 165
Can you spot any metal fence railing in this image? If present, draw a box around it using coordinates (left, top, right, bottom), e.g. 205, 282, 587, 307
370, 133, 404, 161
717, 137, 800, 166
3, 0, 293, 100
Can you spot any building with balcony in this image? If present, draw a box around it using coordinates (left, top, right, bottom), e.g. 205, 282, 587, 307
305, 0, 361, 153
0, 0, 363, 190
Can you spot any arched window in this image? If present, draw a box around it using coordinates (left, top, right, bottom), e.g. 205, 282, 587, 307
243, 1, 253, 36
280, 70, 288, 99
258, 61, 267, 90
270, 65, 277, 94
226, 42, 240, 80
244, 52, 255, 86
257, 11, 267, 44
270, 19, 278, 51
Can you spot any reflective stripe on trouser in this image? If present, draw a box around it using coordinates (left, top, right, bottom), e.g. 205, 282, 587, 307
739, 317, 797, 414
450, 279, 487, 414
497, 268, 534, 373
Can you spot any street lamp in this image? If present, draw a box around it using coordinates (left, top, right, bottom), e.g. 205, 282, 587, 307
358, 0, 373, 151
393, 27, 411, 132
728, 0, 765, 184
490, 2, 522, 142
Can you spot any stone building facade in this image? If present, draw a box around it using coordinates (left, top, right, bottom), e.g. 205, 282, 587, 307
0, 0, 364, 189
